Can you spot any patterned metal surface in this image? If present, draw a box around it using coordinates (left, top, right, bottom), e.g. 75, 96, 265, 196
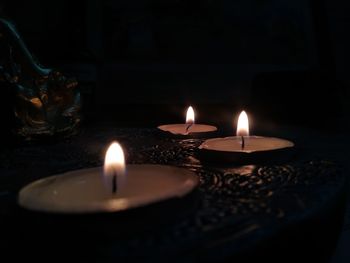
0, 127, 346, 262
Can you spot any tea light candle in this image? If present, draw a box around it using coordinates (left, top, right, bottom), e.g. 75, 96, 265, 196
158, 106, 217, 136
18, 142, 198, 213
199, 111, 294, 163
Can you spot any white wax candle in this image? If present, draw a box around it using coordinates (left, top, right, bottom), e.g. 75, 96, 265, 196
158, 106, 217, 136
198, 136, 295, 164
158, 124, 217, 136
18, 165, 198, 214
198, 111, 295, 163
199, 136, 294, 153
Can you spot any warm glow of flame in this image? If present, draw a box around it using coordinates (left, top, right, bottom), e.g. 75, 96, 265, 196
186, 106, 195, 124
236, 111, 249, 136
103, 142, 126, 191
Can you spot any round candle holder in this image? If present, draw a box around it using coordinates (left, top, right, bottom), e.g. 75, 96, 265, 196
158, 106, 217, 138
15, 188, 199, 237
18, 165, 199, 214
198, 136, 295, 164
17, 164, 199, 236
157, 124, 217, 138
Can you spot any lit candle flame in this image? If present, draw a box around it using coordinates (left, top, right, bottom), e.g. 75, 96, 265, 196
236, 111, 249, 136
103, 142, 126, 194
186, 106, 195, 124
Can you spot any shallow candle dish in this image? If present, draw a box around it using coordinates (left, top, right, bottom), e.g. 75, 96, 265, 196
17, 165, 199, 235
198, 136, 295, 165
158, 106, 218, 138
157, 124, 218, 138
18, 165, 198, 213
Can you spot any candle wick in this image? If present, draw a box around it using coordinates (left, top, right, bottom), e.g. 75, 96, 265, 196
186, 122, 194, 134
112, 172, 117, 194
241, 136, 245, 150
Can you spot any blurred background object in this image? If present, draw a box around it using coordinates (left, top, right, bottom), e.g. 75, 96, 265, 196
0, 18, 81, 141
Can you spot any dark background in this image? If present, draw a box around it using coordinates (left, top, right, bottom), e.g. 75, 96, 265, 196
0, 2, 350, 262
0, 0, 349, 130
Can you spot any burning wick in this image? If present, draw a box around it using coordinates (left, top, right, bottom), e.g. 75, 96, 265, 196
186, 122, 194, 134
241, 136, 245, 150
185, 106, 195, 134
112, 172, 117, 194
104, 142, 125, 195
236, 111, 249, 150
